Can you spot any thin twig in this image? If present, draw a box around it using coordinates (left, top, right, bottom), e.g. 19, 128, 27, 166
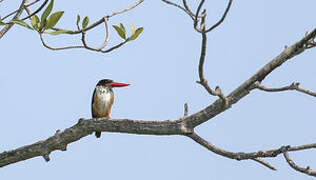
205, 0, 233, 32
79, 21, 129, 54
255, 81, 316, 97
196, 26, 228, 106
283, 151, 316, 177
39, 33, 84, 50
1, 0, 40, 21
21, 0, 48, 20
79, 17, 111, 51
161, 0, 195, 20
100, 39, 129, 53
252, 158, 277, 171
182, 0, 194, 17
52, 0, 144, 34
106, 0, 144, 18
97, 17, 110, 50
183, 103, 188, 118
187, 132, 316, 171
194, 0, 205, 31
0, 0, 27, 39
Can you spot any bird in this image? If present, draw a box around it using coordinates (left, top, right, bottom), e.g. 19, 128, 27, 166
91, 79, 130, 138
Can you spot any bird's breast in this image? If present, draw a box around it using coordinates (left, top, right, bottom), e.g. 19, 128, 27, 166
92, 88, 114, 118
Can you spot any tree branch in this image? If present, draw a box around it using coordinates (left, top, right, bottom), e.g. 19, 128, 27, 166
0, 118, 185, 167
205, 0, 233, 33
1, 0, 40, 21
40, 0, 142, 53
252, 158, 277, 171
77, 17, 129, 53
20, 0, 48, 21
186, 28, 316, 128
39, 33, 84, 50
0, 0, 27, 39
51, 0, 144, 34
283, 151, 316, 177
255, 81, 316, 97
186, 132, 316, 172
161, 0, 195, 20
196, 30, 228, 105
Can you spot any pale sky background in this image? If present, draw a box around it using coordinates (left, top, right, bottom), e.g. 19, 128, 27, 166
0, 0, 315, 179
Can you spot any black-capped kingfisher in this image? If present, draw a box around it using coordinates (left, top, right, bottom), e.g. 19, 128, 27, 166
91, 79, 130, 138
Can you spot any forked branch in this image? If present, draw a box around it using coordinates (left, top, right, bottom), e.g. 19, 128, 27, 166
284, 151, 316, 177
255, 81, 316, 97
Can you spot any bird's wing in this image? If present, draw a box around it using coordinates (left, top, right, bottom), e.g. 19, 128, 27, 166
91, 88, 96, 118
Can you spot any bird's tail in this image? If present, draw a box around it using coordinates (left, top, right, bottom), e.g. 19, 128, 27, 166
95, 131, 101, 138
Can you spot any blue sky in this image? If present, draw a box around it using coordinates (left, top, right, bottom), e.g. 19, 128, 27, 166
0, 0, 316, 179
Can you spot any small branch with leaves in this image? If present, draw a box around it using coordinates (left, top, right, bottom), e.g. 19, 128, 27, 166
0, 0, 144, 53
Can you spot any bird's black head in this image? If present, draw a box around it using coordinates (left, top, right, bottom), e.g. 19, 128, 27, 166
96, 79, 130, 88
97, 79, 113, 86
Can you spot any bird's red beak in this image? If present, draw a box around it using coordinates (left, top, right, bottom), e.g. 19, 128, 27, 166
107, 82, 130, 87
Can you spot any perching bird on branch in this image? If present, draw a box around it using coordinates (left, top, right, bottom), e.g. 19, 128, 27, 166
91, 79, 130, 138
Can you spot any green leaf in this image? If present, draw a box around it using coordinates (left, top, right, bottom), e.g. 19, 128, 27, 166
46, 29, 74, 35
10, 20, 33, 30
41, 0, 54, 27
130, 23, 135, 35
82, 16, 89, 29
44, 11, 64, 30
0, 21, 6, 26
130, 27, 143, 40
76, 15, 80, 25
31, 15, 40, 30
120, 23, 126, 34
113, 25, 126, 40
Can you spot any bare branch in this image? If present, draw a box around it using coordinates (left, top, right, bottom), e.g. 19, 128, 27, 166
252, 158, 277, 171
1, 0, 40, 21
283, 151, 316, 177
0, 118, 184, 167
182, 0, 194, 18
185, 28, 316, 128
306, 31, 316, 49
183, 103, 188, 118
99, 39, 130, 53
1, 116, 315, 169
0, 0, 27, 39
187, 132, 316, 170
106, 0, 144, 18
194, 0, 205, 31
255, 81, 316, 97
161, 0, 195, 19
196, 30, 229, 106
97, 17, 110, 50
20, 0, 48, 21
205, 0, 233, 33
162, 0, 231, 106
39, 33, 84, 50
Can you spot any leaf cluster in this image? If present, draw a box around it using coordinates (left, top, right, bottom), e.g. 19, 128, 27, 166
113, 23, 143, 40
